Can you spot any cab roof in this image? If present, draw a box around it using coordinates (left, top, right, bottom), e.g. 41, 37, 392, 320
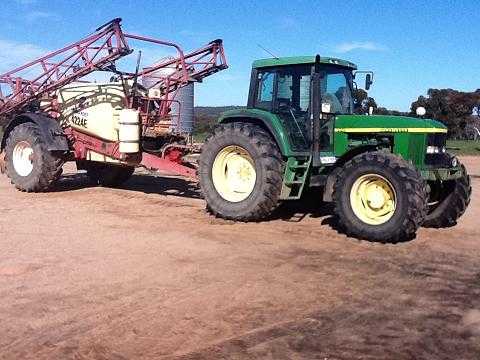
252, 56, 357, 70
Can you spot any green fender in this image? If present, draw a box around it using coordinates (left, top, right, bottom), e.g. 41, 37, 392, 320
218, 108, 293, 156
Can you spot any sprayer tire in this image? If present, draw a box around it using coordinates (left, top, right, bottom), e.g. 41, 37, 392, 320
5, 123, 64, 192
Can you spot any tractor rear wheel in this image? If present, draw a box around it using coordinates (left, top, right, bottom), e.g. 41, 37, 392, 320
198, 122, 284, 221
4, 123, 64, 192
333, 151, 428, 242
423, 162, 471, 228
84, 162, 135, 187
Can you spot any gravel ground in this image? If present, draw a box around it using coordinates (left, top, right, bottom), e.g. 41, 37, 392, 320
0, 157, 478, 359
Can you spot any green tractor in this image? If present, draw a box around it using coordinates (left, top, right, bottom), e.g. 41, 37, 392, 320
199, 55, 471, 242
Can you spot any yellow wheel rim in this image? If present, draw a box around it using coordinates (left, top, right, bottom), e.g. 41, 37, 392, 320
212, 145, 256, 202
350, 174, 396, 225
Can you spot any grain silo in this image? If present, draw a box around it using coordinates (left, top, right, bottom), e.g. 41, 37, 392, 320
142, 57, 194, 135
170, 83, 194, 134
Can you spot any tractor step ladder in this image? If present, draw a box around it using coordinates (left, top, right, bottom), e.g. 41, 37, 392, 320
280, 157, 311, 200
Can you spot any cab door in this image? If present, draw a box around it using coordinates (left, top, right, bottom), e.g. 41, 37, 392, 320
273, 66, 312, 152
250, 66, 313, 153
311, 63, 354, 165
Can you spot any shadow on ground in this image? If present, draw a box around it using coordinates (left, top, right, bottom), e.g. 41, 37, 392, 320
272, 189, 335, 223
55, 173, 332, 221
54, 173, 416, 244
54, 172, 201, 199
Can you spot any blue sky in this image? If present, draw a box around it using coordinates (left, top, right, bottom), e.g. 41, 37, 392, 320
0, 0, 478, 111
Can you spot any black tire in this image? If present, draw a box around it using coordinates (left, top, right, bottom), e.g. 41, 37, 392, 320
5, 123, 64, 192
198, 122, 284, 221
333, 151, 428, 242
84, 162, 135, 187
423, 162, 471, 228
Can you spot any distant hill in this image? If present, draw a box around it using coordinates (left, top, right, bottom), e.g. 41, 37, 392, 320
194, 106, 245, 136
195, 106, 245, 117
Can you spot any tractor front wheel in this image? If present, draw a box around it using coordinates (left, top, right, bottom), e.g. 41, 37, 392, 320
423, 162, 471, 228
198, 122, 284, 221
333, 151, 428, 242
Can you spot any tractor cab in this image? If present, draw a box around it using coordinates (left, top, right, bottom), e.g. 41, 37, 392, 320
247, 56, 358, 154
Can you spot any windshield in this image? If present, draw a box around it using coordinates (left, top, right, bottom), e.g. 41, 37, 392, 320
253, 65, 354, 115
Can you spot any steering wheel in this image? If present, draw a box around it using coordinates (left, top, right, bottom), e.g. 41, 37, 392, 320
277, 98, 292, 112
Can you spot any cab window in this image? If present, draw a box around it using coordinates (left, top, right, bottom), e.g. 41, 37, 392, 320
252, 66, 312, 151
255, 71, 275, 110
320, 70, 353, 114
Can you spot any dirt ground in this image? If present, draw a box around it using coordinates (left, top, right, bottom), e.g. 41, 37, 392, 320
0, 157, 479, 360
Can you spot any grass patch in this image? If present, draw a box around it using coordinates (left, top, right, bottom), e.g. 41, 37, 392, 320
446, 140, 480, 156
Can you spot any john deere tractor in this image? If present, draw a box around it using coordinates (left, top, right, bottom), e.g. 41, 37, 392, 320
199, 55, 471, 242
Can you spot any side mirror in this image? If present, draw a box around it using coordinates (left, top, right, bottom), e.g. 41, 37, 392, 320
365, 74, 373, 90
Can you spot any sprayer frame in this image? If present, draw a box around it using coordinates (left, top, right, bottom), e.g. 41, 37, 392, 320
0, 18, 227, 179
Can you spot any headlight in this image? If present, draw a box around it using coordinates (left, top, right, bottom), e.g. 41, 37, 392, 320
426, 146, 446, 154
451, 157, 458, 167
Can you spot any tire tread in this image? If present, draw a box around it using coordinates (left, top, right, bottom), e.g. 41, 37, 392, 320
5, 123, 64, 192
423, 163, 471, 228
199, 122, 284, 221
332, 151, 428, 242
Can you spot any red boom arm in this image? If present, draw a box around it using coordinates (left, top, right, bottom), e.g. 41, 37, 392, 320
0, 18, 131, 117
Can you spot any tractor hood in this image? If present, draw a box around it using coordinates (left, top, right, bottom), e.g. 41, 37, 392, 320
335, 115, 447, 134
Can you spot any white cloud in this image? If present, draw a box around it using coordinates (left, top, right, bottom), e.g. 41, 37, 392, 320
335, 41, 386, 53
25, 10, 59, 22
0, 39, 46, 73
0, 39, 47, 97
